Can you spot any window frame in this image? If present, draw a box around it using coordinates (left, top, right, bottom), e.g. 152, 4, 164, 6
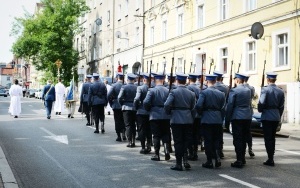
272, 28, 290, 71
244, 39, 257, 74
219, 0, 228, 21
177, 5, 184, 36
196, 1, 205, 29
218, 45, 229, 75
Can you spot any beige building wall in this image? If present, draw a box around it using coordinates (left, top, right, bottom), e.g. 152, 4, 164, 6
144, 0, 300, 124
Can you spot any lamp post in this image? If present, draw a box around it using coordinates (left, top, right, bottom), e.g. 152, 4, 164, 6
55, 59, 62, 79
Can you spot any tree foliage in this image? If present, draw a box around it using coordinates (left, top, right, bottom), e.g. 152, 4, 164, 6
11, 0, 89, 85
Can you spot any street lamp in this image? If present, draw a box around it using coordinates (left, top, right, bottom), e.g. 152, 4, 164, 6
55, 59, 62, 79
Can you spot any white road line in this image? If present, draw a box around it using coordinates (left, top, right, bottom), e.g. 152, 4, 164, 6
39, 147, 85, 188
40, 127, 56, 136
276, 149, 300, 155
219, 174, 260, 188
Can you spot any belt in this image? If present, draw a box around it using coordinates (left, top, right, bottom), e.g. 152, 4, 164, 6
172, 107, 190, 110
153, 105, 164, 108
204, 107, 221, 111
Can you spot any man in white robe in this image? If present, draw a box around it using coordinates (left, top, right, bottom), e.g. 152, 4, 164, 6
104, 79, 112, 115
54, 78, 65, 115
9, 79, 22, 118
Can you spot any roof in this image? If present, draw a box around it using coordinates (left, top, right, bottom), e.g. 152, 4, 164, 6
1, 68, 13, 75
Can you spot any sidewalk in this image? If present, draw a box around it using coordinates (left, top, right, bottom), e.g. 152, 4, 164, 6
0, 146, 18, 188
278, 123, 300, 140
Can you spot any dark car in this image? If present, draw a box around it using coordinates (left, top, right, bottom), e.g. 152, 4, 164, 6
225, 112, 282, 134
25, 89, 37, 98
0, 89, 7, 97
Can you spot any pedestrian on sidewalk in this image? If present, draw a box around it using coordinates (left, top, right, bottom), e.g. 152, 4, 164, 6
65, 80, 77, 118
8, 79, 22, 118
258, 72, 285, 167
54, 78, 65, 115
42, 80, 56, 119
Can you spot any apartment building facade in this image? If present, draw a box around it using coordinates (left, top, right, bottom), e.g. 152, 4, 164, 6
75, 0, 144, 82
143, 0, 300, 124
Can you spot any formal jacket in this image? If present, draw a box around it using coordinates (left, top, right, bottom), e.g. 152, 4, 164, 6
118, 82, 137, 111
80, 81, 92, 103
244, 82, 255, 115
164, 85, 195, 124
258, 84, 285, 121
195, 86, 225, 124
88, 80, 107, 106
42, 84, 56, 101
133, 84, 149, 115
107, 81, 123, 109
226, 84, 252, 121
187, 83, 201, 119
143, 85, 170, 120
214, 82, 229, 96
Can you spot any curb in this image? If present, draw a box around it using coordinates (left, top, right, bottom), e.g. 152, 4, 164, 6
0, 146, 19, 188
289, 135, 300, 141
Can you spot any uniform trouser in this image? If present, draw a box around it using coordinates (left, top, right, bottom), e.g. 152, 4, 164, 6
246, 127, 253, 149
203, 124, 222, 161
113, 109, 125, 133
219, 126, 224, 150
92, 105, 105, 128
232, 119, 252, 161
190, 118, 200, 148
45, 100, 53, 117
150, 120, 170, 152
171, 124, 192, 161
67, 101, 76, 116
262, 120, 279, 160
137, 114, 151, 143
123, 110, 137, 141
82, 102, 91, 123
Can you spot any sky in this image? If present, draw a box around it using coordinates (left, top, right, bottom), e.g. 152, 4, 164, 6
0, 0, 39, 63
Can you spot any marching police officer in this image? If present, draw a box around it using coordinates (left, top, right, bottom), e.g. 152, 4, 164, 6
164, 73, 177, 89
258, 72, 285, 166
195, 74, 225, 169
134, 73, 152, 154
164, 73, 195, 171
226, 73, 252, 168
143, 72, 171, 161
88, 73, 108, 134
80, 74, 92, 126
187, 73, 202, 160
244, 74, 255, 157
213, 71, 229, 158
107, 72, 126, 141
118, 73, 138, 148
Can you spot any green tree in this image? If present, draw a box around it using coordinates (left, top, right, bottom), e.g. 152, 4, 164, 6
11, 0, 89, 85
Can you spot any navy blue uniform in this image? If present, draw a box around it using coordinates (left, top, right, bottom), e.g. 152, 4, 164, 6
80, 81, 92, 125
42, 84, 56, 118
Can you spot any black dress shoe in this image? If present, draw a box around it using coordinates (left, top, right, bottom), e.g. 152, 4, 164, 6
58, 112, 61, 115
122, 136, 127, 141
249, 149, 255, 157
170, 164, 183, 171
68, 114, 71, 118
202, 161, 214, 169
94, 130, 100, 134
165, 153, 170, 161
151, 155, 160, 161
47, 116, 51, 119
116, 137, 122, 142
86, 123, 91, 126
231, 161, 243, 168
101, 128, 105, 134
263, 159, 275, 166
56, 112, 58, 115
140, 149, 149, 154
71, 116, 74, 118
131, 143, 135, 147
215, 160, 221, 168
184, 162, 191, 169
219, 151, 225, 159
14, 116, 18, 118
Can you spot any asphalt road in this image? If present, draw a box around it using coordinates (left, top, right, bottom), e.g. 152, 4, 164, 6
0, 96, 300, 188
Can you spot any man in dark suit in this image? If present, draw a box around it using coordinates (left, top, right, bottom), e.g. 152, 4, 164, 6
42, 80, 56, 119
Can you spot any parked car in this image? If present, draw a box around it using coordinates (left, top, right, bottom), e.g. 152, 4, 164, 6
25, 89, 37, 98
0, 89, 7, 97
224, 112, 282, 134
35, 89, 43, 99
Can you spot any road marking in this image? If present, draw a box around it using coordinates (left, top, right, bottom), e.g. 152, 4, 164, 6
276, 149, 300, 155
39, 147, 85, 188
15, 138, 29, 140
219, 174, 260, 188
40, 127, 69, 145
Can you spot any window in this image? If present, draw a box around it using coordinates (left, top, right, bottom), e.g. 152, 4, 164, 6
150, 26, 154, 45
246, 0, 256, 11
177, 6, 184, 35
98, 17, 102, 31
118, 4, 122, 21
107, 10, 110, 25
125, 0, 129, 16
161, 14, 167, 41
276, 33, 288, 67
177, 58, 183, 72
151, 0, 155, 7
220, 47, 228, 74
197, 4, 204, 29
246, 41, 256, 71
220, 0, 228, 20
81, 36, 85, 51
135, 27, 139, 45
7, 76, 10, 81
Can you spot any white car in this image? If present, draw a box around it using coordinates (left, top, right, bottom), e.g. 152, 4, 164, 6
35, 89, 43, 99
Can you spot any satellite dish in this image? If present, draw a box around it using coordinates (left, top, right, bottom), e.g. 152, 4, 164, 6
95, 18, 102, 26
251, 22, 264, 40
115, 31, 121, 38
